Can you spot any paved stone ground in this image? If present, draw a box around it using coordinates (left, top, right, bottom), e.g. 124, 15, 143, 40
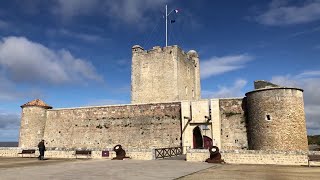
1, 157, 320, 180
177, 164, 320, 180
0, 157, 213, 180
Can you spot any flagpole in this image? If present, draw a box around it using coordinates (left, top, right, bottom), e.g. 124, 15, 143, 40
165, 4, 168, 47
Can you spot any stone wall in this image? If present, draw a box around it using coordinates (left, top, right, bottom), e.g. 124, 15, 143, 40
186, 149, 310, 166
246, 88, 308, 151
219, 98, 248, 150
43, 102, 181, 149
0, 147, 23, 157
0, 147, 153, 160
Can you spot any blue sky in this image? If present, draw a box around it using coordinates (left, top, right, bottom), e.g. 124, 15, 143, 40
0, 0, 319, 141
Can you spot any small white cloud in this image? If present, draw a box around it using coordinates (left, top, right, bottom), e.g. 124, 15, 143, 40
47, 29, 106, 43
256, 0, 320, 26
200, 54, 253, 79
271, 70, 320, 135
289, 26, 320, 38
202, 79, 247, 98
0, 36, 103, 85
296, 70, 320, 78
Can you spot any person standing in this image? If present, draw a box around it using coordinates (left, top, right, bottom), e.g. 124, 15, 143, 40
38, 140, 46, 160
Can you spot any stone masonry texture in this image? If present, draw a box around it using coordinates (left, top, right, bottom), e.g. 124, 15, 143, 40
19, 106, 48, 148
254, 80, 280, 89
43, 102, 182, 149
246, 88, 308, 151
131, 45, 200, 104
219, 98, 248, 150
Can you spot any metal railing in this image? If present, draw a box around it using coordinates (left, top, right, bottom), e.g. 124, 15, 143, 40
154, 147, 183, 159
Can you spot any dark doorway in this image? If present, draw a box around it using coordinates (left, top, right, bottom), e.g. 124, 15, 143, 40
193, 126, 203, 149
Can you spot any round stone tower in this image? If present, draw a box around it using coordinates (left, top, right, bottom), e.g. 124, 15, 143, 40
245, 80, 308, 151
19, 99, 52, 148
187, 50, 201, 100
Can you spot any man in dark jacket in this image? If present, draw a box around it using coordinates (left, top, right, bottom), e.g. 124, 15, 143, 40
38, 140, 46, 160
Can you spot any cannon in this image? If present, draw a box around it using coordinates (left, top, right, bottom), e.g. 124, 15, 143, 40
112, 145, 130, 160
205, 146, 225, 163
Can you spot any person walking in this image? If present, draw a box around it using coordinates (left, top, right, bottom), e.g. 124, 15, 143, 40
38, 140, 46, 160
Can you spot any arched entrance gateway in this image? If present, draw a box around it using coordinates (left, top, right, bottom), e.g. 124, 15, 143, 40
193, 126, 213, 149
193, 126, 203, 149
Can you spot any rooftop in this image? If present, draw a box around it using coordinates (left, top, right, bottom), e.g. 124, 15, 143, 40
21, 99, 52, 109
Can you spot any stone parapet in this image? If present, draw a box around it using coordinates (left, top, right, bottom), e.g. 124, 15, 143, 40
186, 149, 311, 166
0, 147, 154, 160
0, 147, 23, 157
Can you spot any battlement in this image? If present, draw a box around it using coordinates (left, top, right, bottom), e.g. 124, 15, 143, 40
132, 45, 199, 66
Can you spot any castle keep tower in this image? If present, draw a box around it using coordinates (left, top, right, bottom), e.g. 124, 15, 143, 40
19, 99, 52, 148
246, 81, 308, 151
131, 45, 201, 103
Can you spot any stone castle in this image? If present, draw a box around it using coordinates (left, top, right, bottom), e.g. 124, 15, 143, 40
18, 45, 308, 154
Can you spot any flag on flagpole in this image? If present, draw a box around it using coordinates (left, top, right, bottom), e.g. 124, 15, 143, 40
171, 9, 180, 23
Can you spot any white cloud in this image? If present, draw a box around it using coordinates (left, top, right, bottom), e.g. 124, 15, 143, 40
60, 29, 105, 42
256, 0, 320, 26
0, 36, 103, 85
202, 79, 247, 98
200, 54, 253, 79
295, 70, 320, 79
53, 0, 171, 25
53, 0, 101, 19
271, 70, 320, 135
47, 28, 106, 43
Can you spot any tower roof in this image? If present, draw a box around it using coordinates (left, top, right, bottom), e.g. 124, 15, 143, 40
21, 99, 52, 109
